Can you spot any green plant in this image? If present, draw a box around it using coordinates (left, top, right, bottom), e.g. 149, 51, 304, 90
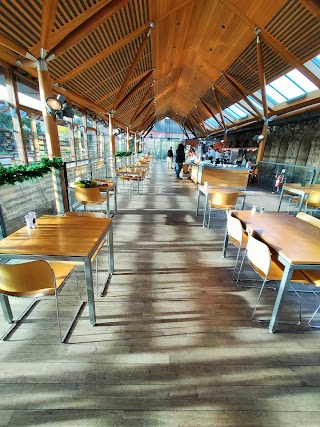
73, 180, 97, 188
0, 157, 63, 186
115, 151, 132, 157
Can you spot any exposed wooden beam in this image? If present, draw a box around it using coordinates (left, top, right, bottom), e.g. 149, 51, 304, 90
256, 29, 269, 120
196, 105, 208, 135
133, 104, 154, 131
140, 113, 155, 133
56, 24, 150, 85
47, 0, 129, 60
221, 75, 264, 119
212, 86, 226, 129
115, 69, 153, 112
0, 34, 29, 58
40, 0, 58, 58
113, 24, 154, 111
184, 118, 197, 138
130, 84, 153, 125
221, 0, 320, 88
200, 100, 223, 128
131, 98, 154, 125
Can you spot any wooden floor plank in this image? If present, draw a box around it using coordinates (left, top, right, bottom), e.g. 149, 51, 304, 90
0, 161, 320, 426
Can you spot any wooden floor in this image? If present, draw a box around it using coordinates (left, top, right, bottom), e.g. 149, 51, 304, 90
1, 162, 320, 426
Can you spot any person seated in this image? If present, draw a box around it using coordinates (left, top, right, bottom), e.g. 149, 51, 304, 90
206, 146, 216, 163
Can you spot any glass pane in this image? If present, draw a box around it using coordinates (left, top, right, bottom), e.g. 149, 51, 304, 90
58, 122, 73, 162
312, 54, 320, 67
228, 104, 248, 118
224, 108, 240, 119
16, 78, 42, 110
205, 117, 219, 128
286, 69, 318, 92
246, 96, 263, 110
265, 85, 287, 103
270, 75, 305, 99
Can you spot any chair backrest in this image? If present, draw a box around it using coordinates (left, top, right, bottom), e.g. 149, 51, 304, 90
65, 211, 106, 218
74, 187, 102, 203
246, 233, 271, 278
306, 191, 320, 208
296, 212, 320, 229
211, 191, 238, 207
0, 260, 54, 297
227, 215, 245, 246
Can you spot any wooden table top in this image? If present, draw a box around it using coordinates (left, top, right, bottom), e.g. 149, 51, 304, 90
0, 215, 112, 258
199, 185, 245, 196
283, 183, 320, 195
233, 210, 320, 265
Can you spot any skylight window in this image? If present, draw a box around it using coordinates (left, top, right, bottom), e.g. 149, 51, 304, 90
287, 69, 318, 92
265, 85, 287, 103
270, 75, 305, 100
246, 96, 263, 110
224, 103, 247, 120
205, 117, 219, 128
312, 54, 320, 67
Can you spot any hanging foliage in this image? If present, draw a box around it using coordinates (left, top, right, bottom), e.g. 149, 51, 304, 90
115, 151, 133, 157
0, 157, 64, 187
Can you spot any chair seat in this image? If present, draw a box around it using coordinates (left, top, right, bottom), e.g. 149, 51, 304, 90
251, 256, 308, 283
79, 195, 107, 205
301, 269, 320, 286
211, 203, 236, 209
229, 231, 248, 250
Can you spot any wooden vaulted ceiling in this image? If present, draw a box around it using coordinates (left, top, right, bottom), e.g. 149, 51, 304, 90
0, 0, 319, 136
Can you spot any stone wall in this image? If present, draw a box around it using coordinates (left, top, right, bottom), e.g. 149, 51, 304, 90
0, 175, 56, 236
226, 116, 320, 169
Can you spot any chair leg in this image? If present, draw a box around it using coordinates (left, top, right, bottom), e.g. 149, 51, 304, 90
235, 249, 247, 286
251, 278, 268, 322
232, 246, 242, 281
308, 304, 320, 328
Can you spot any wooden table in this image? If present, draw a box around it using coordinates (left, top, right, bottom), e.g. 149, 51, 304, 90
94, 180, 117, 216
69, 180, 117, 217
277, 183, 320, 212
116, 168, 144, 194
196, 184, 247, 227
230, 210, 320, 333
0, 215, 114, 327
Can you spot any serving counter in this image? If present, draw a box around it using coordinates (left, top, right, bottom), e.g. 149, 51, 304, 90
191, 164, 249, 189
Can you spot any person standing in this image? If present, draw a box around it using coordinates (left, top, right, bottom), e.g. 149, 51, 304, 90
175, 143, 185, 179
166, 147, 174, 169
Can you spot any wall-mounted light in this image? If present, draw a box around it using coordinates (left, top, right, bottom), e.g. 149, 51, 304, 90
113, 128, 120, 135
46, 96, 63, 115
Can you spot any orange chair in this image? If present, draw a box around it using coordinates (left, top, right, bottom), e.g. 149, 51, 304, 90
74, 187, 107, 213
304, 191, 320, 216
0, 260, 81, 342
206, 191, 238, 228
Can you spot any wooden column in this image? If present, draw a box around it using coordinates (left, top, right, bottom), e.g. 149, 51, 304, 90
108, 112, 116, 155
135, 133, 139, 153
126, 127, 130, 151
256, 121, 268, 164
36, 59, 67, 214
30, 113, 40, 161
82, 111, 89, 158
3, 66, 28, 164
36, 59, 61, 158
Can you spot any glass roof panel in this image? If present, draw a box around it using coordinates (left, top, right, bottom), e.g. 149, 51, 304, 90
247, 96, 263, 110
205, 117, 219, 128
265, 86, 287, 103
228, 103, 248, 118
286, 69, 318, 92
270, 75, 305, 99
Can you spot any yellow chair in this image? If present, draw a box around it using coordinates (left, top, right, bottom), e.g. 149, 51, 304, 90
296, 212, 320, 229
64, 211, 106, 295
304, 191, 320, 216
0, 260, 82, 343
206, 191, 238, 228
225, 214, 248, 280
239, 233, 308, 324
74, 187, 107, 213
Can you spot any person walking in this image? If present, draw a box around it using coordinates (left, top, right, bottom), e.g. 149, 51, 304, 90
175, 143, 185, 179
166, 147, 174, 169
